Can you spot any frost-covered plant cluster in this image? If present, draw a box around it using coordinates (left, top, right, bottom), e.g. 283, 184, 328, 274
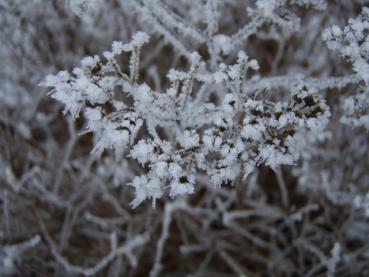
323, 7, 369, 129
1, 0, 369, 276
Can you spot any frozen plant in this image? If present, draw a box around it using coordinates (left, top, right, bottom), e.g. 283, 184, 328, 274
1, 0, 369, 276
42, 34, 331, 208
323, 7, 369, 129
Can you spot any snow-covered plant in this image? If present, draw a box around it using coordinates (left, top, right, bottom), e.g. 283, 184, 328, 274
323, 7, 369, 129
42, 33, 332, 208
2, 0, 369, 276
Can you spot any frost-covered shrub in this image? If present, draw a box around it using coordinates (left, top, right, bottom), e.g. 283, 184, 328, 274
42, 38, 331, 207
1, 0, 369, 276
323, 7, 369, 130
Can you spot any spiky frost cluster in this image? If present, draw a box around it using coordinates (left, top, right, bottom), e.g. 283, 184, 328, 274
42, 32, 331, 208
